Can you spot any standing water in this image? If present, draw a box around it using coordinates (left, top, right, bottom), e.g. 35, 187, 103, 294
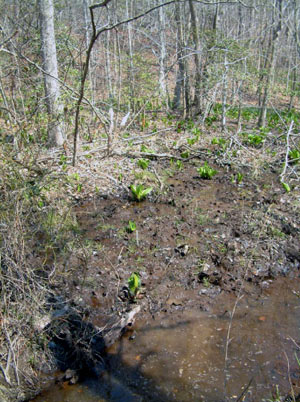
32, 278, 300, 401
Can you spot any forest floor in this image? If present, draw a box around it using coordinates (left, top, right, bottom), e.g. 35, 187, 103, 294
2, 113, 300, 401
57, 117, 300, 325
39, 115, 300, 371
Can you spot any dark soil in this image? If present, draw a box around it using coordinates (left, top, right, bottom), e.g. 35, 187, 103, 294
66, 159, 300, 329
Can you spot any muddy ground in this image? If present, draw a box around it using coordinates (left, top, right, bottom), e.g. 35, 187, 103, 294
25, 122, 300, 401
65, 155, 300, 333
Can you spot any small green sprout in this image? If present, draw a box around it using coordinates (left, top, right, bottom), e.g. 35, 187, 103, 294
140, 144, 154, 153
187, 136, 199, 146
281, 182, 291, 193
130, 184, 152, 201
197, 162, 217, 180
211, 137, 226, 146
288, 149, 300, 164
176, 160, 183, 170
137, 158, 149, 170
128, 272, 141, 298
247, 134, 264, 147
231, 172, 244, 184
180, 151, 190, 159
236, 172, 244, 184
203, 277, 210, 287
127, 220, 137, 233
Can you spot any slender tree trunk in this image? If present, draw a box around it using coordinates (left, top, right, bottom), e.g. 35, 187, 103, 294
38, 0, 64, 146
258, 0, 282, 127
188, 0, 202, 115
83, 0, 95, 107
158, 1, 167, 101
106, 28, 113, 99
288, 52, 297, 110
172, 1, 185, 112
221, 52, 228, 131
238, 4, 242, 37
126, 0, 135, 110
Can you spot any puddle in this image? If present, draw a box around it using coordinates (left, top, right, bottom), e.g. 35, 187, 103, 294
32, 277, 300, 402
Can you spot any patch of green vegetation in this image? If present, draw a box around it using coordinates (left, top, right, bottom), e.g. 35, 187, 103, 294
289, 148, 300, 164
180, 151, 190, 159
128, 272, 141, 298
134, 170, 156, 181
231, 172, 244, 184
198, 214, 209, 225
126, 220, 137, 233
247, 133, 265, 147
175, 159, 184, 170
187, 136, 198, 146
140, 144, 154, 153
130, 183, 153, 201
197, 162, 217, 179
267, 226, 286, 238
137, 158, 150, 170
281, 182, 291, 193
211, 137, 226, 146
202, 277, 210, 287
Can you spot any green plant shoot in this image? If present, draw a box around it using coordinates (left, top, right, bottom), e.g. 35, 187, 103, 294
127, 220, 137, 232
137, 158, 149, 170
130, 184, 152, 201
197, 162, 217, 180
128, 272, 141, 297
281, 182, 291, 193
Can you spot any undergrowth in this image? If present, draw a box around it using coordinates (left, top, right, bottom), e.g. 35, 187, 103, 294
0, 147, 79, 400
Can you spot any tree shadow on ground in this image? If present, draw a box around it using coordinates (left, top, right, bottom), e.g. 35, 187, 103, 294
47, 306, 195, 401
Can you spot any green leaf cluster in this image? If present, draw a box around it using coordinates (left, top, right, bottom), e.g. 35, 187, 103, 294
197, 162, 217, 180
127, 220, 137, 233
128, 272, 141, 297
130, 184, 152, 201
137, 158, 149, 170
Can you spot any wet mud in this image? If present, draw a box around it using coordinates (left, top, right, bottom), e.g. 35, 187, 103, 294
31, 160, 300, 401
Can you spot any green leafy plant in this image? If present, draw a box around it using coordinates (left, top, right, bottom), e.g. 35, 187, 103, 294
128, 272, 141, 298
288, 148, 300, 164
180, 151, 190, 159
140, 144, 154, 153
247, 133, 265, 147
191, 127, 201, 136
130, 184, 152, 201
187, 137, 198, 146
211, 137, 226, 146
203, 277, 210, 288
127, 220, 137, 233
137, 158, 149, 170
281, 182, 291, 193
176, 160, 183, 170
197, 162, 217, 180
231, 172, 244, 184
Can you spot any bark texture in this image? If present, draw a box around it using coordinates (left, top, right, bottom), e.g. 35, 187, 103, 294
38, 0, 64, 146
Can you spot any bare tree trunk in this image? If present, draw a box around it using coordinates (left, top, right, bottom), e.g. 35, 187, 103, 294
126, 0, 135, 110
288, 51, 297, 111
221, 52, 228, 131
172, 0, 186, 113
258, 0, 282, 128
105, 28, 113, 99
83, 0, 95, 107
158, 1, 167, 101
188, 0, 202, 115
38, 0, 64, 146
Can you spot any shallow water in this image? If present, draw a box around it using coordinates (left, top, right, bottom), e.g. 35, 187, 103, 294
32, 277, 300, 402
